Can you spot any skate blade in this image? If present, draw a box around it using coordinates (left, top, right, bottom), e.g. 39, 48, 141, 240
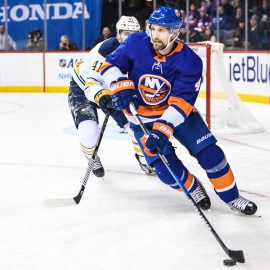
233, 210, 262, 218
44, 198, 77, 208
95, 176, 105, 181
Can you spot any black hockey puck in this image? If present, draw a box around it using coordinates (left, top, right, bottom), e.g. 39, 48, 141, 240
223, 259, 237, 266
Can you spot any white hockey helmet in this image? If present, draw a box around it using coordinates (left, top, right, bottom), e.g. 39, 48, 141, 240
116, 16, 140, 35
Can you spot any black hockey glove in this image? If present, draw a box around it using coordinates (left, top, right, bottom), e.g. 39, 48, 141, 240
95, 89, 115, 115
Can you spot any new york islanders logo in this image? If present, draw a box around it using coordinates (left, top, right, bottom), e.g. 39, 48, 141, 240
138, 74, 171, 105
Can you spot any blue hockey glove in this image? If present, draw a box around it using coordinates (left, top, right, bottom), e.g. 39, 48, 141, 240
111, 110, 128, 128
110, 77, 138, 111
144, 121, 174, 155
95, 89, 114, 115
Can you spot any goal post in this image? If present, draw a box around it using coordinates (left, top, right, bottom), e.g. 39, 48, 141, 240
188, 41, 264, 134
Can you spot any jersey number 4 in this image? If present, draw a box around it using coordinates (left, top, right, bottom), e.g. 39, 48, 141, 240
195, 77, 202, 91
92, 61, 103, 72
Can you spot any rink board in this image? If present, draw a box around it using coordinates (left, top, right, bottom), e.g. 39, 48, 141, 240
0, 50, 269, 103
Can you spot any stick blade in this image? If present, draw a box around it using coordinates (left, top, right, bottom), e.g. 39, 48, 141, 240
228, 249, 245, 263
44, 198, 77, 208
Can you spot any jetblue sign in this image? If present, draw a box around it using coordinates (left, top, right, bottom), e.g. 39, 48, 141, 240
228, 55, 270, 83
0, 0, 102, 50
224, 53, 270, 95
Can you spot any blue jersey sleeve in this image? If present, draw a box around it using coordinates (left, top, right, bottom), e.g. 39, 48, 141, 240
172, 53, 203, 105
160, 50, 203, 128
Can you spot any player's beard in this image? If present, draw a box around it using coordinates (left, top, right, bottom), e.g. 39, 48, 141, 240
152, 39, 167, 50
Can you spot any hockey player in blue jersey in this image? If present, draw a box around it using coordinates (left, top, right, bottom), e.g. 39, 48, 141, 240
68, 16, 154, 178
100, 6, 257, 215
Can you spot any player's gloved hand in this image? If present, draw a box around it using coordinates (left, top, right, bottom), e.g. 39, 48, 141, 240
144, 120, 174, 155
95, 89, 114, 115
110, 77, 138, 111
111, 110, 128, 129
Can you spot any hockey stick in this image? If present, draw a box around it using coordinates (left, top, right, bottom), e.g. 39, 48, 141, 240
44, 111, 111, 208
129, 102, 245, 266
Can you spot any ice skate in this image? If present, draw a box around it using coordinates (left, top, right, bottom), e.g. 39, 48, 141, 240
91, 155, 105, 178
228, 195, 257, 215
135, 153, 155, 175
190, 179, 211, 210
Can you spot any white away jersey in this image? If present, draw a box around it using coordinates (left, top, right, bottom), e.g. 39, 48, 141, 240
72, 37, 120, 102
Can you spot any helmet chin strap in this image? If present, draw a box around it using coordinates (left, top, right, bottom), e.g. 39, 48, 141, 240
148, 26, 180, 54
158, 28, 180, 53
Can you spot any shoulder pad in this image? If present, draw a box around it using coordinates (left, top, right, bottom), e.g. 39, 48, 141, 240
98, 37, 120, 58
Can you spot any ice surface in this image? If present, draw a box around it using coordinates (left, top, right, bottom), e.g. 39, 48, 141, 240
0, 93, 269, 270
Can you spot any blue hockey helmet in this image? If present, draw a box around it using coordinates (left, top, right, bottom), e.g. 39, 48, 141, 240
148, 6, 183, 29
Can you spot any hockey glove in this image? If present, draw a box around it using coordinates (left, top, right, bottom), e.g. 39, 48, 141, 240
144, 121, 174, 155
110, 77, 138, 111
110, 110, 128, 128
94, 89, 114, 115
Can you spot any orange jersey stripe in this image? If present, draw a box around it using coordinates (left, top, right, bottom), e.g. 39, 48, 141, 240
154, 41, 184, 62
140, 135, 157, 157
123, 109, 133, 116
99, 62, 112, 73
167, 41, 184, 56
177, 172, 194, 191
210, 168, 234, 190
123, 104, 168, 118
111, 80, 135, 94
168, 96, 194, 117
137, 104, 169, 117
153, 122, 173, 138
154, 54, 166, 62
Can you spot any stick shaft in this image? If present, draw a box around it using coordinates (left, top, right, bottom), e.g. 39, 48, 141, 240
129, 102, 244, 262
74, 111, 111, 204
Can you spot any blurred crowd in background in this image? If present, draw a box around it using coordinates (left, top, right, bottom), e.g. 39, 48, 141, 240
102, 0, 270, 50
0, 0, 269, 51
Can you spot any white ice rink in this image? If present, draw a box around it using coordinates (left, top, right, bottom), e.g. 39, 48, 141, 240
0, 93, 269, 270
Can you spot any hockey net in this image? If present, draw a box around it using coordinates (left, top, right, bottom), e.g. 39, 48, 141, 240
188, 42, 264, 134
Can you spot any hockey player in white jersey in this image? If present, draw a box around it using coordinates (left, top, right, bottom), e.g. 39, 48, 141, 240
68, 16, 154, 177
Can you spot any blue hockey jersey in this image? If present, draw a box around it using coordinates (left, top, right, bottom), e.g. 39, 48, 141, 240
101, 32, 203, 127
